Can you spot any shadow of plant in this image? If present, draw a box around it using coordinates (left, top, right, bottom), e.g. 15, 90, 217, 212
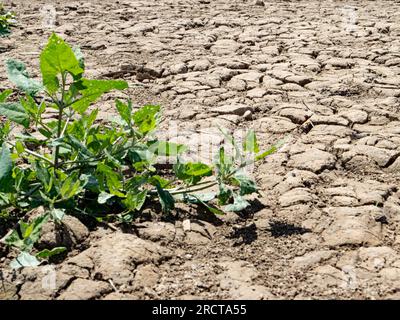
268, 221, 311, 238
229, 223, 258, 246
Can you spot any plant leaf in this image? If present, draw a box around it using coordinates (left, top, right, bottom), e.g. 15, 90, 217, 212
187, 194, 224, 216
243, 129, 259, 153
98, 191, 114, 204
156, 184, 174, 213
173, 161, 213, 184
0, 143, 13, 192
224, 194, 250, 212
40, 33, 84, 93
50, 208, 65, 222
71, 79, 128, 114
0, 102, 29, 127
96, 163, 124, 197
123, 190, 147, 211
133, 105, 160, 135
0, 89, 12, 102
10, 252, 41, 269
5, 59, 44, 95
36, 247, 66, 259
60, 173, 81, 200
233, 174, 258, 196
217, 183, 232, 205
116, 99, 132, 125
150, 141, 187, 157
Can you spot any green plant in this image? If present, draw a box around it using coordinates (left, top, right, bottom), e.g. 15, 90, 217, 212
0, 3, 16, 37
0, 33, 280, 268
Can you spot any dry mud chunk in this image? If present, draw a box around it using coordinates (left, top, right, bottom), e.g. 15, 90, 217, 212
133, 264, 160, 289
322, 207, 383, 247
279, 188, 314, 207
66, 233, 171, 287
339, 109, 369, 124
37, 215, 89, 250
58, 279, 110, 300
342, 145, 399, 167
288, 149, 335, 173
182, 220, 217, 244
257, 116, 297, 133
135, 222, 176, 243
217, 259, 273, 299
278, 107, 311, 124
212, 104, 252, 116
358, 247, 398, 271
247, 88, 267, 98
211, 39, 240, 55
292, 250, 336, 270
311, 265, 347, 288
311, 115, 349, 126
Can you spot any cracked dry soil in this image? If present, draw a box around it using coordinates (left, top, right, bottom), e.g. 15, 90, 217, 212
1, 0, 400, 300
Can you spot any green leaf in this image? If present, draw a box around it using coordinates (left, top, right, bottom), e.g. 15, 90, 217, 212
255, 139, 286, 161
156, 184, 175, 213
147, 175, 171, 188
34, 161, 53, 193
133, 105, 160, 135
5, 59, 44, 95
71, 79, 128, 114
173, 161, 213, 184
243, 129, 259, 153
224, 194, 250, 212
5, 214, 49, 252
150, 141, 187, 157
116, 99, 132, 125
233, 174, 258, 196
0, 143, 13, 192
40, 33, 84, 93
98, 191, 114, 204
22, 214, 49, 247
0, 102, 30, 127
4, 229, 24, 250
50, 208, 65, 222
217, 183, 232, 205
36, 247, 66, 259
215, 147, 234, 178
97, 163, 124, 197
123, 190, 147, 211
187, 194, 224, 216
10, 252, 41, 269
60, 173, 81, 200
0, 89, 12, 102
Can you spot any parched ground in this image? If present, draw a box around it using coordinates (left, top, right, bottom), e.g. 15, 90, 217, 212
1, 0, 400, 300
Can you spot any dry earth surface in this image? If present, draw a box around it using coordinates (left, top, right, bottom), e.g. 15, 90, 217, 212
1, 0, 400, 300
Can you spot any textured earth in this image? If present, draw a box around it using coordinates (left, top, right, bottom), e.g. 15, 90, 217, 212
1, 0, 400, 300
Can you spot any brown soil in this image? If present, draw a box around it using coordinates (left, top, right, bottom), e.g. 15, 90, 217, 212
1, 0, 400, 300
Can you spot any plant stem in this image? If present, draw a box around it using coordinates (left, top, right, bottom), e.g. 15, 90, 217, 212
54, 73, 67, 169
6, 142, 54, 165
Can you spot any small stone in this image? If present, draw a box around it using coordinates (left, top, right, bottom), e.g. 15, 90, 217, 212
243, 110, 253, 120
182, 219, 191, 232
